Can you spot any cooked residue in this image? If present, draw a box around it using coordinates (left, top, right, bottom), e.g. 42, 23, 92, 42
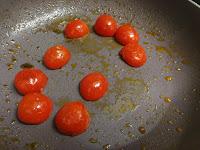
20, 63, 34, 69
25, 142, 39, 150
103, 144, 111, 150
95, 99, 136, 119
35, 15, 92, 34
155, 45, 173, 57
146, 31, 165, 41
7, 63, 14, 70
127, 131, 134, 138
124, 122, 133, 128
88, 137, 98, 144
176, 127, 183, 133
164, 76, 173, 81
0, 135, 20, 145
55, 98, 70, 107
71, 63, 77, 70
0, 117, 4, 122
138, 126, 146, 134
160, 96, 172, 103
143, 41, 149, 45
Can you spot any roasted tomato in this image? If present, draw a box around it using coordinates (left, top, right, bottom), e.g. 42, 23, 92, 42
55, 101, 90, 136
80, 72, 109, 101
119, 43, 147, 67
115, 23, 139, 45
14, 68, 48, 95
17, 93, 53, 125
64, 19, 89, 39
94, 14, 117, 37
43, 45, 71, 69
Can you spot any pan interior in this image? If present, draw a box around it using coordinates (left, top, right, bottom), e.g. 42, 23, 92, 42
0, 0, 200, 149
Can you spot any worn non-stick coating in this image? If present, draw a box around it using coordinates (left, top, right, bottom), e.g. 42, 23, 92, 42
0, 0, 200, 149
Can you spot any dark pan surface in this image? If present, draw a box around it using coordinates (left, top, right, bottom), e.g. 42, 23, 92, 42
0, 0, 200, 149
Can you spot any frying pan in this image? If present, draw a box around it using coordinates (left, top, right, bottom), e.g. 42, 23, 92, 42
0, 0, 200, 149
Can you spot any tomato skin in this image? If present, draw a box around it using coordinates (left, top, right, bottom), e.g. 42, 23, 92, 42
17, 93, 53, 125
55, 101, 90, 136
64, 19, 89, 39
94, 14, 117, 37
14, 68, 48, 95
119, 44, 147, 67
80, 72, 109, 101
43, 45, 71, 69
115, 24, 139, 45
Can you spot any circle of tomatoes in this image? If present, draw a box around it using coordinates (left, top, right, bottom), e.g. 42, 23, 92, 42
17, 93, 53, 125
115, 23, 139, 45
43, 45, 71, 70
13, 14, 146, 136
80, 72, 109, 101
64, 19, 89, 39
119, 43, 147, 67
94, 14, 117, 37
55, 101, 90, 136
14, 68, 48, 95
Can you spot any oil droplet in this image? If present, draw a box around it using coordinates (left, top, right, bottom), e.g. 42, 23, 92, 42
103, 144, 111, 150
168, 120, 174, 125
5, 99, 10, 104
164, 97, 172, 103
89, 137, 98, 144
25, 142, 39, 150
192, 88, 197, 92
138, 127, 146, 134
11, 120, 16, 125
125, 122, 133, 128
20, 63, 34, 69
176, 127, 183, 133
127, 131, 134, 138
164, 76, 173, 81
7, 108, 11, 113
14, 43, 21, 49
71, 63, 77, 70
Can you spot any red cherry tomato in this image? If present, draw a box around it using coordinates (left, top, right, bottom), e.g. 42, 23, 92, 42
119, 43, 147, 67
55, 101, 90, 136
14, 68, 48, 95
80, 72, 109, 101
43, 45, 71, 69
64, 19, 89, 39
94, 14, 117, 37
17, 93, 53, 125
115, 24, 139, 45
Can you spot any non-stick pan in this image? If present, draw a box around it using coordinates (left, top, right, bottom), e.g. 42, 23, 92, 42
0, 0, 200, 149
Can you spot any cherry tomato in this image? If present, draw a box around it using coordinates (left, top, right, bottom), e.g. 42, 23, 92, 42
14, 68, 48, 95
119, 43, 147, 67
17, 93, 53, 125
64, 19, 89, 39
55, 101, 90, 136
115, 24, 139, 45
43, 45, 71, 69
80, 72, 109, 101
94, 14, 117, 37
